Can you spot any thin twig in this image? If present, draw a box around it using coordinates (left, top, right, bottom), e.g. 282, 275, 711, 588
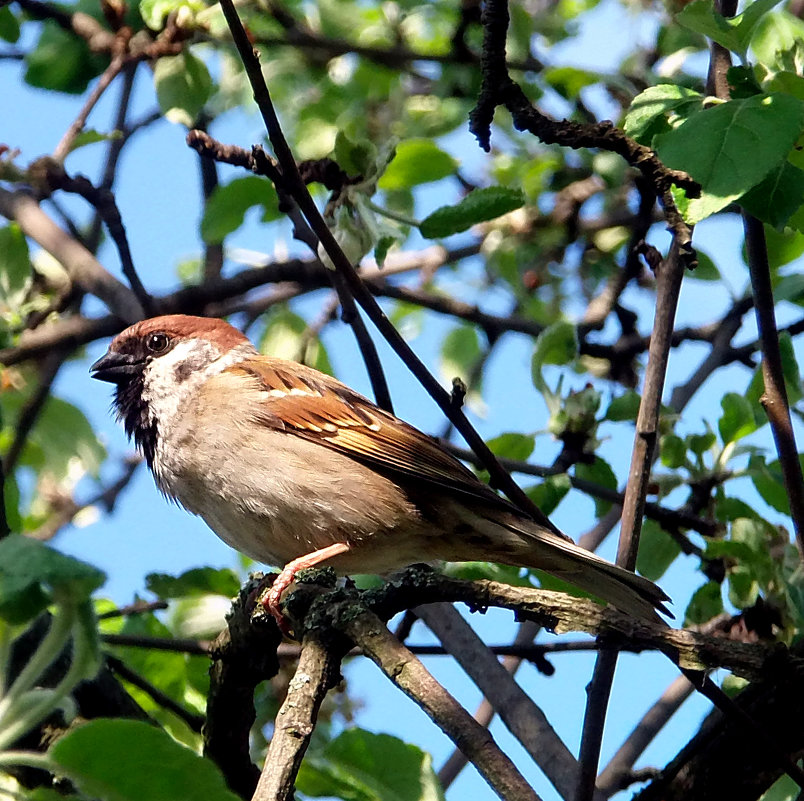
86, 62, 138, 253
0, 188, 143, 322
41, 164, 155, 315
97, 600, 169, 619
102, 633, 212, 655
596, 675, 694, 796
743, 213, 804, 555
577, 239, 686, 801
106, 655, 205, 732
53, 54, 126, 162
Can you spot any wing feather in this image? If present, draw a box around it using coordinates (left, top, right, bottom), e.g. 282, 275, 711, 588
225, 359, 519, 513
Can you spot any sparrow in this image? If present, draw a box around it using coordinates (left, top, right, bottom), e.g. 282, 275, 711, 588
91, 314, 670, 629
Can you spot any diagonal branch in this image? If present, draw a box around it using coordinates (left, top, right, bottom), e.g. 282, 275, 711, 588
0, 188, 143, 322
416, 603, 596, 801
333, 603, 542, 801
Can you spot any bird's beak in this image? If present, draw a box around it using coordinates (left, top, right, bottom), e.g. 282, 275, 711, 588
90, 350, 140, 384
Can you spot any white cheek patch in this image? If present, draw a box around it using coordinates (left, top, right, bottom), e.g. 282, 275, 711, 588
142, 340, 257, 433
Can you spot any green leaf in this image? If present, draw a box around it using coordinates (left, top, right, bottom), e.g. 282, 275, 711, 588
378, 139, 458, 190
688, 250, 721, 281
731, 517, 774, 583
145, 568, 241, 599
439, 323, 481, 384
419, 187, 525, 239
685, 581, 724, 625
296, 728, 445, 801
778, 332, 803, 403
772, 272, 804, 304
258, 307, 333, 375
200, 176, 280, 244
727, 66, 764, 98
718, 392, 758, 444
0, 223, 32, 312
526, 473, 571, 516
531, 321, 578, 378
154, 51, 212, 127
68, 128, 123, 155
677, 0, 784, 56
763, 225, 804, 269
486, 433, 535, 462
25, 21, 107, 94
4, 470, 21, 534
749, 453, 804, 514
715, 496, 763, 521
50, 719, 241, 801
739, 160, 804, 228
728, 564, 759, 608
0, 535, 105, 624
574, 458, 618, 516
0, 5, 20, 43
334, 131, 378, 177
751, 11, 804, 70
687, 430, 716, 456
139, 0, 205, 29
636, 519, 682, 581
758, 773, 801, 801
26, 397, 106, 480
660, 434, 687, 468
604, 390, 641, 421
543, 66, 600, 99
112, 613, 191, 713
655, 93, 804, 224
623, 84, 702, 144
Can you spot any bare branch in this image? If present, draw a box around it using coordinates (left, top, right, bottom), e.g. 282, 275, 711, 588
743, 213, 804, 555
335, 603, 542, 801
578, 239, 687, 801
596, 676, 694, 796
417, 603, 593, 801
0, 188, 143, 322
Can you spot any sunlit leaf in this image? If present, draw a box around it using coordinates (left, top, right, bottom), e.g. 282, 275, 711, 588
419, 187, 525, 238
50, 719, 240, 801
297, 728, 445, 801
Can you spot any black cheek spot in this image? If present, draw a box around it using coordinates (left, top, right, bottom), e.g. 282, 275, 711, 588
174, 361, 194, 383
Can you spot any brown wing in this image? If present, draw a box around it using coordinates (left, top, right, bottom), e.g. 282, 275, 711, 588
225, 358, 523, 514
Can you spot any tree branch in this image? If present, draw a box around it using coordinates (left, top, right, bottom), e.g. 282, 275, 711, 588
0, 188, 143, 322
250, 629, 343, 801
334, 603, 542, 801
743, 213, 804, 554
416, 603, 594, 801
578, 239, 686, 801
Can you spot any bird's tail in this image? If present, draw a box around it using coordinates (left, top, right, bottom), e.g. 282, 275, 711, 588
458, 508, 671, 624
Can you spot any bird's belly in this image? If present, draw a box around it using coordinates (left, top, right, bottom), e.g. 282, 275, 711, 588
151, 428, 430, 572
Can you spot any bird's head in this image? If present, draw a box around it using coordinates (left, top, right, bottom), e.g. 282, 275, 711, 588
91, 314, 255, 464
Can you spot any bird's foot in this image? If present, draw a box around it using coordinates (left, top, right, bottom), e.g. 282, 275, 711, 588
262, 542, 353, 637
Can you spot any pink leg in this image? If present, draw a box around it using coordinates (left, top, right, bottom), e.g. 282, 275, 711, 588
266, 542, 351, 634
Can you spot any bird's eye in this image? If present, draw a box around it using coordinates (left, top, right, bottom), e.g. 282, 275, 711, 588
145, 332, 170, 353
